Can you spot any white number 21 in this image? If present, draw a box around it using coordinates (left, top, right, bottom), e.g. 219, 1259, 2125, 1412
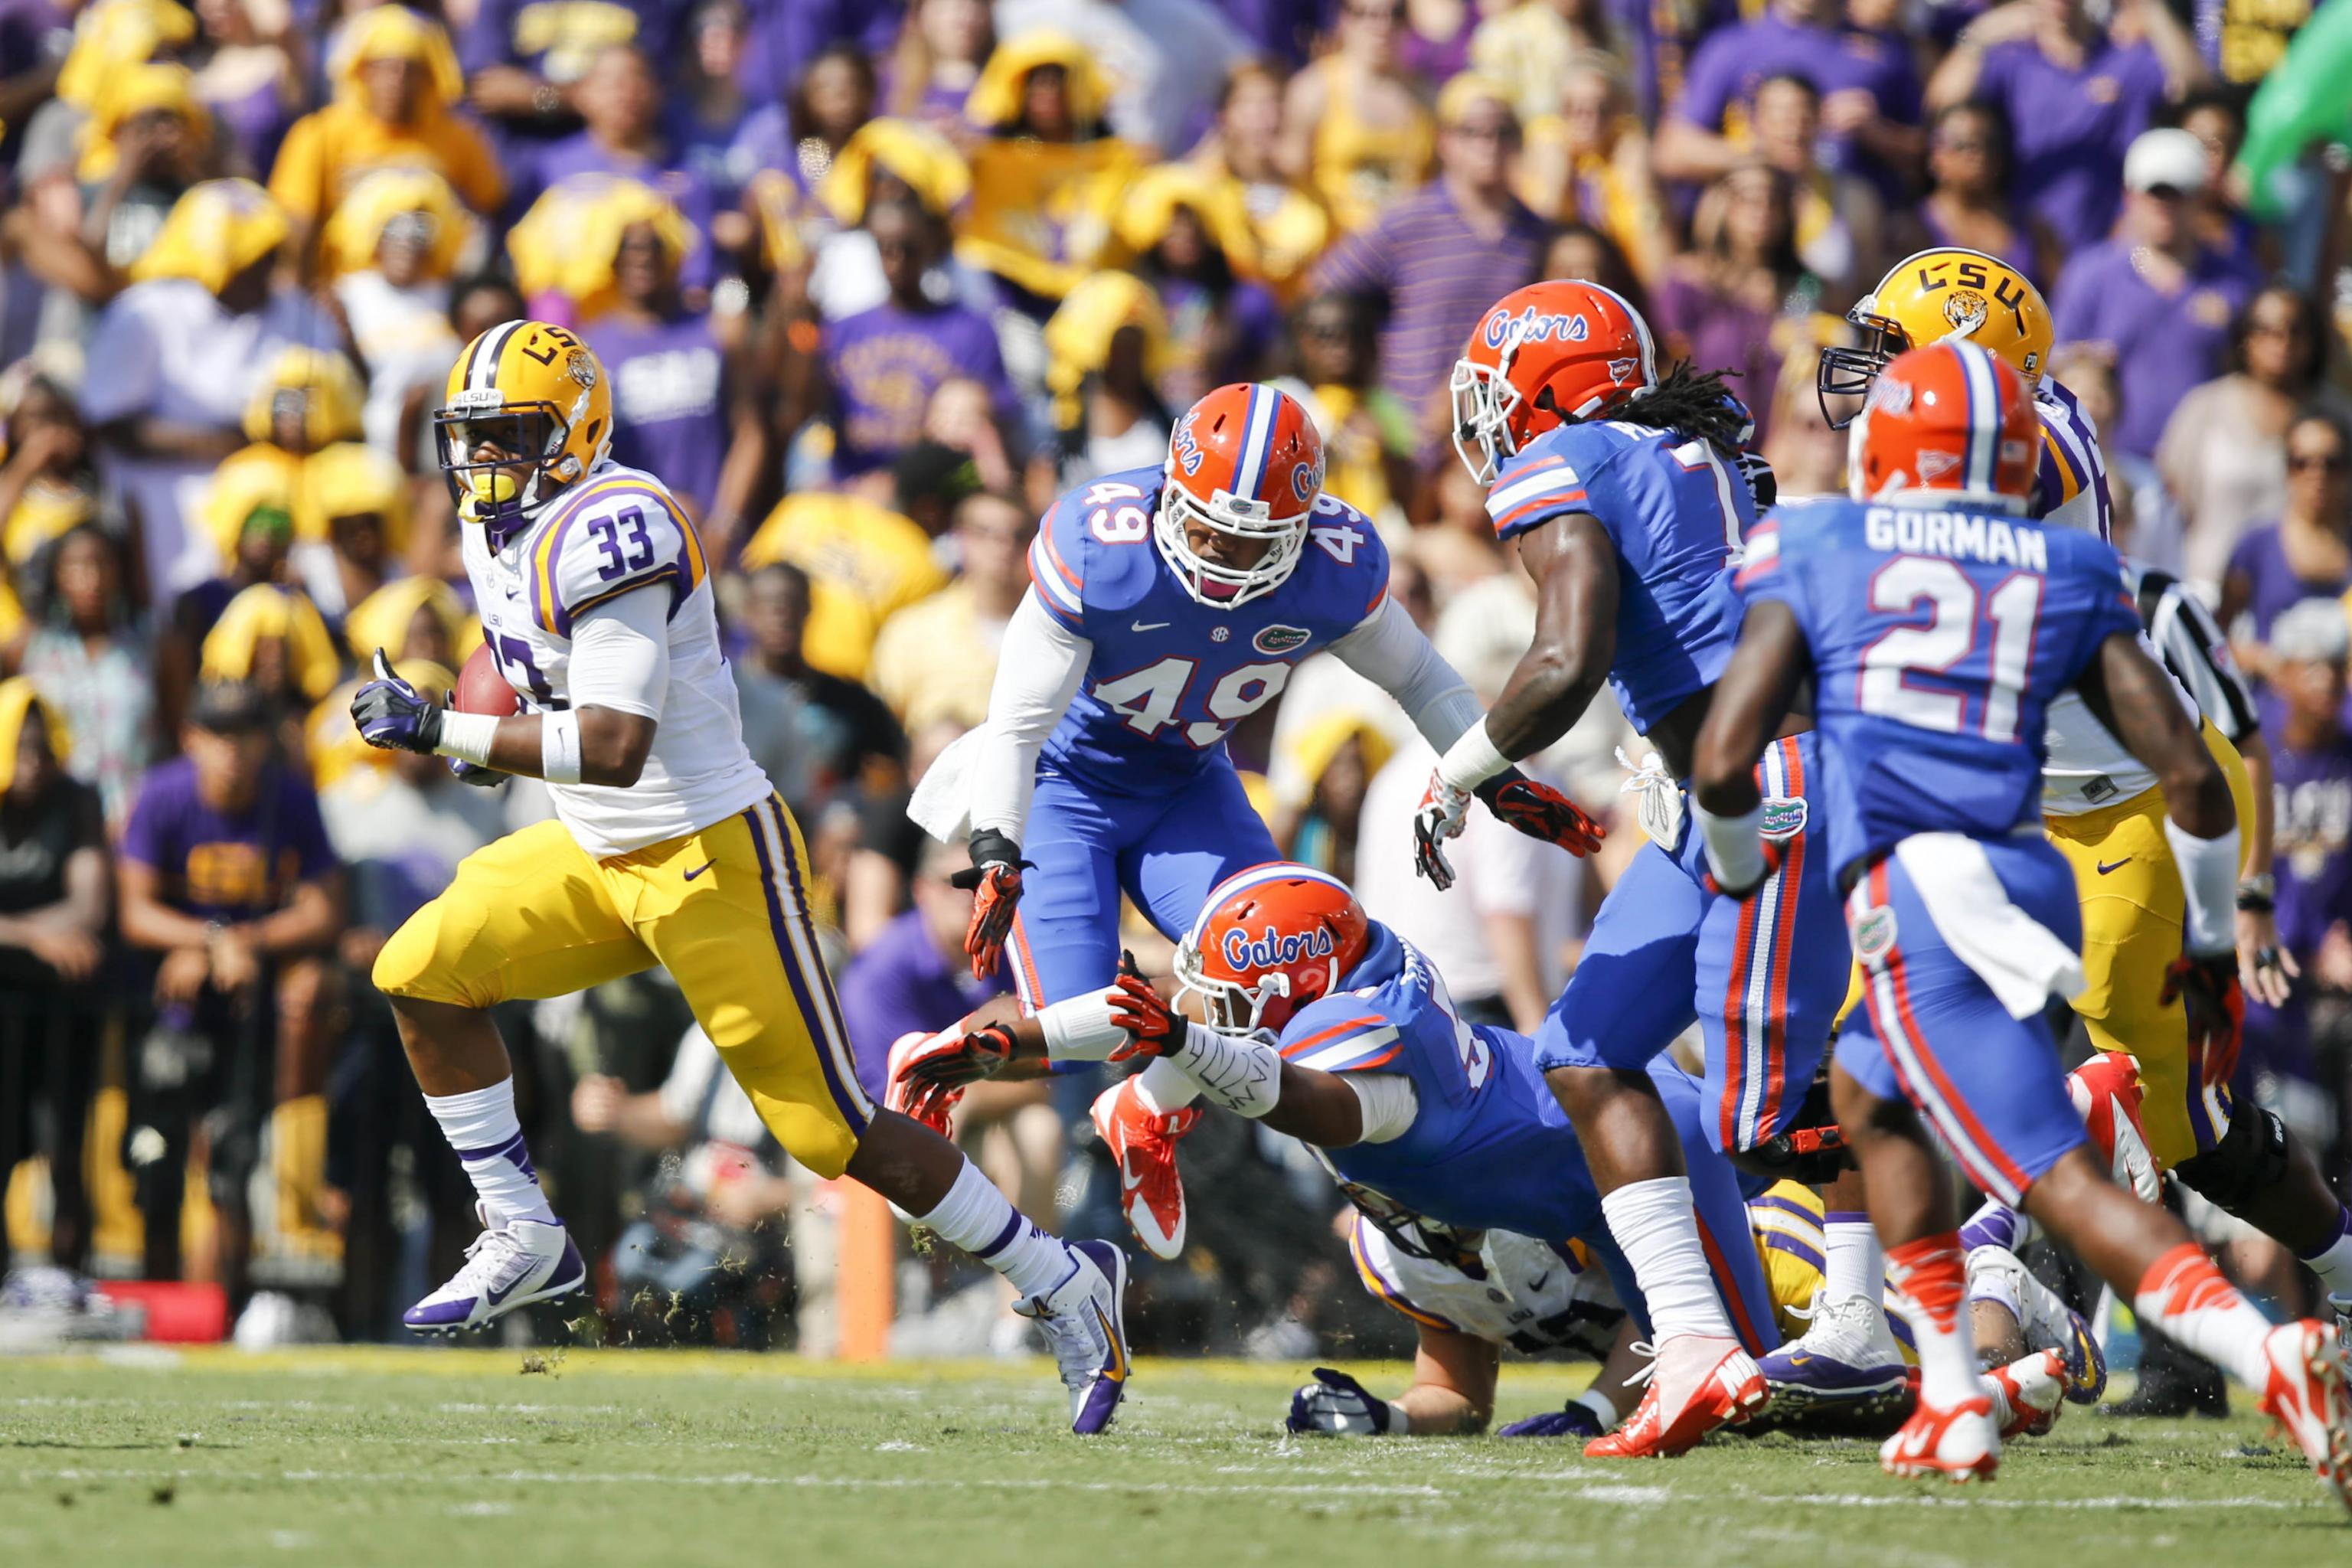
1858, 556, 2043, 743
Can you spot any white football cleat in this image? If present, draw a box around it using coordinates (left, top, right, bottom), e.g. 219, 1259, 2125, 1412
2256, 1318, 2352, 1515
1880, 1393, 2001, 1482
1757, 1293, 1909, 1414
1014, 1239, 1132, 1435
403, 1207, 584, 1334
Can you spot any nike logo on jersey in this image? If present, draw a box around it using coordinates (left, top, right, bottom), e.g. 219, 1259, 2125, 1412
682, 860, 718, 881
2096, 858, 2130, 875
1132, 620, 1170, 632
1527, 1271, 1551, 1292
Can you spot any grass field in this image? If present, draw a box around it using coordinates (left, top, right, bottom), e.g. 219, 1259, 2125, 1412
2, 1348, 2345, 1565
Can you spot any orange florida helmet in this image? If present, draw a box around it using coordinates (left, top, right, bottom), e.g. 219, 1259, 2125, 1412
1160, 382, 1325, 609
1847, 341, 2037, 511
1174, 862, 1374, 1038
1451, 279, 1658, 486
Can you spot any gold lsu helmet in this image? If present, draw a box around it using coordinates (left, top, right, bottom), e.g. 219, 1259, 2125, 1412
433, 319, 612, 524
1816, 247, 2053, 430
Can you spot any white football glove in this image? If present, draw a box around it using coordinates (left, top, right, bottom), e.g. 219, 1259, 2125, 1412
1410, 772, 1472, 890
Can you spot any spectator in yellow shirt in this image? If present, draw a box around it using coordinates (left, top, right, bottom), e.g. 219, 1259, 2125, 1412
737, 482, 949, 684
867, 489, 1034, 733
267, 8, 504, 274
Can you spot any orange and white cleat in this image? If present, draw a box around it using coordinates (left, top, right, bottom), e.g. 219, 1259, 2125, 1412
1880, 1393, 2001, 1482
2256, 1318, 2352, 1515
1584, 1334, 1769, 1459
1090, 1077, 1201, 1261
1986, 1348, 2070, 1439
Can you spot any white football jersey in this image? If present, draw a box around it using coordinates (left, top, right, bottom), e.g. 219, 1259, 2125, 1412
1348, 1213, 1622, 1357
463, 459, 771, 857
2030, 386, 2195, 817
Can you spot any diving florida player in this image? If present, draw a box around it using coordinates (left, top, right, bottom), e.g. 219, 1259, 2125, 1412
1817, 246, 2352, 1340
1416, 279, 1858, 1455
933, 381, 1602, 1259
351, 321, 1132, 1433
1691, 339, 2351, 1494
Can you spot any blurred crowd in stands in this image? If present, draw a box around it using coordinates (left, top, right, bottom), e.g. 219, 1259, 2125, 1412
3, 0, 2352, 1354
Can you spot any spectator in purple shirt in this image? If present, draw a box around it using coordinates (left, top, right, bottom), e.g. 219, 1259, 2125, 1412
521, 45, 722, 291
2219, 411, 2352, 670
2244, 599, 2352, 1096
1655, 0, 1922, 200
2051, 127, 2262, 459
581, 220, 768, 544
1308, 74, 1548, 446
821, 198, 1014, 481
116, 680, 344, 1309
459, 0, 681, 143
1929, 0, 2207, 253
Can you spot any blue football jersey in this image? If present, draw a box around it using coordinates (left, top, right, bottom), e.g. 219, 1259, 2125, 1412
1027, 466, 1391, 792
1738, 498, 2142, 874
1284, 923, 1606, 1243
1483, 419, 1757, 733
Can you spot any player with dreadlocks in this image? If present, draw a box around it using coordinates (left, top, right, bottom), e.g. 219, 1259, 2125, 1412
1415, 280, 1867, 1457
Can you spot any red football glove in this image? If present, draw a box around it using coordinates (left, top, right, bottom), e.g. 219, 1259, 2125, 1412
1105, 972, 1187, 1063
1479, 775, 1606, 858
952, 831, 1030, 981
2162, 952, 2244, 1090
886, 1022, 1017, 1135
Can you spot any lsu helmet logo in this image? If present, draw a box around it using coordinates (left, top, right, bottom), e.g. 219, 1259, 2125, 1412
1481, 306, 1592, 352
1942, 290, 1990, 336
565, 348, 598, 390
1223, 921, 1336, 972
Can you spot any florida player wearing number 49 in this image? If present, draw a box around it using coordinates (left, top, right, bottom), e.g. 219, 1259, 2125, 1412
914, 382, 1605, 1259
1690, 341, 2351, 1496
348, 322, 1134, 1433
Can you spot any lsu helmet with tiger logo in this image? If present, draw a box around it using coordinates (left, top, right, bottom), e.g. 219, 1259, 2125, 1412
1818, 247, 2053, 430
1847, 341, 2037, 509
1160, 383, 1325, 609
1174, 862, 1374, 1037
1450, 279, 1658, 486
433, 319, 613, 529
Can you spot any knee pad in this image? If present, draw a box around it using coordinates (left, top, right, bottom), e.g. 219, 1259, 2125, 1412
2171, 1104, 2288, 1216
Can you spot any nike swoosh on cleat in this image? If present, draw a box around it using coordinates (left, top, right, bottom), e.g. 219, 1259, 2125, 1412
1120, 1158, 1145, 1193
2096, 858, 2130, 875
682, 860, 719, 880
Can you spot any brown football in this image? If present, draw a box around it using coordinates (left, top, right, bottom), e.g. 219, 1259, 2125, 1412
452, 642, 520, 717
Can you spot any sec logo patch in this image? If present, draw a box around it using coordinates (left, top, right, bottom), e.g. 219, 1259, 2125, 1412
1253, 624, 1311, 654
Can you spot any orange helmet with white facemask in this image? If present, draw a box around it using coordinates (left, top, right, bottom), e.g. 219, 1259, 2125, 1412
1174, 862, 1374, 1037
1847, 341, 2037, 510
1451, 279, 1658, 485
1159, 383, 1325, 609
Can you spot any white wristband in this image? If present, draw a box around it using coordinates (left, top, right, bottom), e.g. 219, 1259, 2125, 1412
1038, 988, 1127, 1062
541, 708, 584, 785
1572, 1389, 1619, 1429
1692, 799, 1767, 892
1171, 1024, 1282, 1117
2163, 816, 2242, 957
433, 709, 499, 768
1434, 719, 1513, 794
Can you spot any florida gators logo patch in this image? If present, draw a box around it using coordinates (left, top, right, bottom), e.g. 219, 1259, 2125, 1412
1253, 624, 1311, 654
1758, 796, 1807, 841
1853, 904, 1897, 963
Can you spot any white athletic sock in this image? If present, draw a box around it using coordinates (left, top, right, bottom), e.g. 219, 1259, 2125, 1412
1134, 1056, 1201, 1115
2297, 1206, 2352, 1302
917, 1157, 1073, 1299
1822, 1210, 1883, 1307
1886, 1234, 1987, 1408
2136, 1242, 2275, 1389
424, 1079, 555, 1227
1600, 1178, 1735, 1341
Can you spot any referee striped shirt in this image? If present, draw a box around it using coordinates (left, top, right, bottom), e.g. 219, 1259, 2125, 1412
2128, 561, 2259, 743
